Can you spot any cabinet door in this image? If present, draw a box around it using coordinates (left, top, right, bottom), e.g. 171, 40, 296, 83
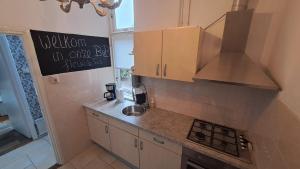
134, 30, 162, 78
162, 27, 202, 82
110, 125, 139, 167
140, 139, 181, 169
87, 115, 111, 151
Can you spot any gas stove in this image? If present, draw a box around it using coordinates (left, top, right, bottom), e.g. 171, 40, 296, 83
187, 119, 252, 162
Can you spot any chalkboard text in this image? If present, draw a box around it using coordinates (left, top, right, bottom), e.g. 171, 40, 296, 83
30, 30, 111, 76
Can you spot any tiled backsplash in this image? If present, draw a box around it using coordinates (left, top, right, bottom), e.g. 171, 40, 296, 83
142, 77, 276, 130
142, 77, 300, 169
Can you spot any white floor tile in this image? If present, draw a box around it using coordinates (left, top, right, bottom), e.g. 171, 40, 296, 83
96, 149, 116, 165
58, 163, 75, 169
110, 160, 132, 169
0, 151, 28, 167
41, 135, 50, 144
83, 158, 113, 169
70, 146, 99, 169
60, 144, 133, 169
0, 137, 56, 169
24, 164, 37, 169
2, 155, 32, 169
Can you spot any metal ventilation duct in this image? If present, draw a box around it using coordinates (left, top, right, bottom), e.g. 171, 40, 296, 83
193, 0, 280, 91
231, 0, 249, 11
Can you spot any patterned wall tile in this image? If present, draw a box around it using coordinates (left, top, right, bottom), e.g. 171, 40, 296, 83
6, 35, 43, 120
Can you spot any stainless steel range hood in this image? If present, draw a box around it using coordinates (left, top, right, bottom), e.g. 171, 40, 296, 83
193, 1, 279, 91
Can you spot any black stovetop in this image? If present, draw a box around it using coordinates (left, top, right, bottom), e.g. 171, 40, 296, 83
187, 119, 240, 157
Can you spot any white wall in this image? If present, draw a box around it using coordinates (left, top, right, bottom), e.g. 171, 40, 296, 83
134, 0, 233, 31
189, 0, 233, 27
266, 0, 300, 116
134, 0, 181, 31
0, 0, 114, 163
246, 1, 300, 168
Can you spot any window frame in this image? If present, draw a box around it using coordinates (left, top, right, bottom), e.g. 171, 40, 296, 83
109, 0, 135, 100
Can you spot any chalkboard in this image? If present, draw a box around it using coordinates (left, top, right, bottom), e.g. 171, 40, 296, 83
30, 30, 111, 76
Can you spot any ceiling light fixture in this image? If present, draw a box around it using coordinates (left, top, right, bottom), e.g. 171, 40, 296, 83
42, 0, 122, 17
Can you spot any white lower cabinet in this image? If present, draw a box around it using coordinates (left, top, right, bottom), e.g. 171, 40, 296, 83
86, 110, 182, 169
87, 115, 111, 151
110, 125, 140, 168
139, 138, 181, 169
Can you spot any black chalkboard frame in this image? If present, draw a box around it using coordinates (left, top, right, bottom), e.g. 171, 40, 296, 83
30, 30, 112, 76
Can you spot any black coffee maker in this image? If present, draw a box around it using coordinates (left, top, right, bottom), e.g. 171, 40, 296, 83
104, 83, 116, 101
131, 75, 148, 106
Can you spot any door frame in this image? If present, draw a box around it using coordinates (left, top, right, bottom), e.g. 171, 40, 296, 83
0, 34, 38, 139
0, 26, 63, 163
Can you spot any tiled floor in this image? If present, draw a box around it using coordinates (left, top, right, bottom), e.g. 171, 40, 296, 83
0, 135, 56, 169
59, 144, 132, 169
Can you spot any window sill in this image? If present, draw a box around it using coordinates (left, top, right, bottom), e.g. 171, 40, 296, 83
112, 29, 134, 34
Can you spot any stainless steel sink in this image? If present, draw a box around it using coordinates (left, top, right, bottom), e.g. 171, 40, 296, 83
122, 105, 146, 116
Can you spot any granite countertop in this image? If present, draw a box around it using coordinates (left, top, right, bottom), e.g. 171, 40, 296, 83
83, 99, 256, 169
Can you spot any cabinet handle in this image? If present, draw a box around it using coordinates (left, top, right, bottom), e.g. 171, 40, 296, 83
163, 64, 167, 77
156, 64, 160, 76
105, 125, 109, 134
92, 112, 99, 117
140, 141, 143, 150
187, 161, 206, 169
134, 138, 138, 148
153, 137, 165, 144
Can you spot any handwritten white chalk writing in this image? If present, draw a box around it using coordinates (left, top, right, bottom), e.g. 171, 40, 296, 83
94, 45, 109, 57
38, 34, 87, 49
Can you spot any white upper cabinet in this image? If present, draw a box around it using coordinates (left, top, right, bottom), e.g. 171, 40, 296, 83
162, 27, 202, 82
134, 27, 203, 82
134, 30, 162, 78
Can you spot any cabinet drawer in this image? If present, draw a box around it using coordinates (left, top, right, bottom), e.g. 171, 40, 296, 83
139, 130, 182, 155
86, 108, 109, 123
109, 118, 138, 136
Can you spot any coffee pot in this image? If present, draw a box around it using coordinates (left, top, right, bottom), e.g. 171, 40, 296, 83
104, 83, 116, 101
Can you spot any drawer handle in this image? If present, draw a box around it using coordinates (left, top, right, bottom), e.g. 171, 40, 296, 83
153, 137, 164, 144
134, 138, 138, 148
187, 161, 205, 169
105, 125, 109, 134
140, 141, 143, 150
92, 112, 99, 117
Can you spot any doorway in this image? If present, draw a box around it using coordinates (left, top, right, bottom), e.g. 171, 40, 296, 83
0, 34, 57, 168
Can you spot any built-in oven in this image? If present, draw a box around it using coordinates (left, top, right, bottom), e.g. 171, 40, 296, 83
181, 147, 240, 169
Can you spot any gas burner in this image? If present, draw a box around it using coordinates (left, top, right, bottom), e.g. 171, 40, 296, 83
195, 132, 206, 141
199, 123, 207, 129
222, 129, 229, 135
187, 119, 253, 162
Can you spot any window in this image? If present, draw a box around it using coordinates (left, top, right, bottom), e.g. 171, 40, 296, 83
112, 0, 134, 32
111, 0, 134, 99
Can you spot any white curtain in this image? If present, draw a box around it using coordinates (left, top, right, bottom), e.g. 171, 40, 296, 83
112, 33, 134, 69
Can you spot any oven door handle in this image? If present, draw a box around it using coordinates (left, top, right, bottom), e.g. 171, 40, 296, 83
187, 161, 206, 169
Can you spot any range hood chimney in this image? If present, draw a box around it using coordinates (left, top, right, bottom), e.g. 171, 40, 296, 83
193, 0, 280, 91
231, 0, 248, 11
